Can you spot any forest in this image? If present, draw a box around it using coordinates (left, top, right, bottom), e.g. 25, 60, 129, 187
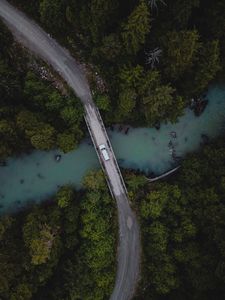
9, 0, 225, 126
0, 0, 225, 299
1, 137, 225, 300
0, 19, 84, 160
131, 137, 225, 299
0, 170, 117, 300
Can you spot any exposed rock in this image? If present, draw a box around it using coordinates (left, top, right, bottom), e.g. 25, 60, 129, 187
194, 98, 208, 116
55, 154, 61, 162
125, 127, 130, 134
170, 131, 177, 138
190, 98, 208, 117
154, 122, 160, 130
168, 140, 174, 148
201, 134, 209, 145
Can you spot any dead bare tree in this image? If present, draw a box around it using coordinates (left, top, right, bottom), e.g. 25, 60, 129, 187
148, 0, 166, 10
145, 48, 162, 68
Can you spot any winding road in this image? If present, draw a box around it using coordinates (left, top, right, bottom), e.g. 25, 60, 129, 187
0, 1, 140, 299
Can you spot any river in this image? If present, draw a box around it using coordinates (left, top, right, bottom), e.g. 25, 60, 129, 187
0, 85, 225, 214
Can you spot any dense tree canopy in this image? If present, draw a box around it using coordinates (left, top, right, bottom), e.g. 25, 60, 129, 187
121, 1, 151, 55
0, 21, 85, 160
192, 40, 221, 94
1, 1, 225, 300
0, 171, 116, 300
39, 0, 67, 33
8, 0, 225, 126
132, 136, 225, 300
160, 30, 201, 80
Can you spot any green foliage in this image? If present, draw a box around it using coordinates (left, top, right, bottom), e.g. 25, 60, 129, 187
169, 0, 200, 27
56, 185, 74, 208
117, 65, 184, 124
117, 88, 136, 118
35, 172, 116, 300
29, 224, 57, 265
0, 169, 116, 300
122, 1, 150, 55
60, 105, 82, 126
9, 0, 225, 127
83, 170, 107, 191
23, 210, 61, 266
118, 65, 143, 89
141, 185, 171, 219
0, 216, 13, 241
0, 143, 12, 159
135, 137, 225, 299
95, 33, 122, 62
0, 59, 21, 102
0, 20, 85, 161
0, 59, 84, 158
45, 90, 63, 111
161, 30, 201, 79
16, 109, 59, 150
126, 173, 146, 192
95, 93, 110, 111
0, 20, 13, 55
57, 132, 77, 153
10, 283, 32, 300
68, 171, 116, 300
30, 124, 56, 150
16, 110, 40, 135
0, 204, 61, 299
84, 0, 119, 44
116, 65, 143, 120
0, 119, 15, 141
39, 0, 67, 33
24, 71, 49, 108
126, 173, 147, 201
193, 40, 221, 94
2, 2, 225, 299
143, 84, 184, 125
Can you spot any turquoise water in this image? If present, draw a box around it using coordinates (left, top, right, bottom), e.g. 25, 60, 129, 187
0, 85, 225, 214
112, 86, 225, 174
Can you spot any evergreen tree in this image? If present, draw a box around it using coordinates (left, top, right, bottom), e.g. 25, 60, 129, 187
161, 30, 201, 79
122, 1, 151, 55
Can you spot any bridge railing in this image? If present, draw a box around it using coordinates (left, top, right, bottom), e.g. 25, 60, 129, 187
84, 113, 115, 199
95, 107, 128, 195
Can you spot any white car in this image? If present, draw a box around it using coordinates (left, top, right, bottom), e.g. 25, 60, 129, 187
99, 144, 110, 161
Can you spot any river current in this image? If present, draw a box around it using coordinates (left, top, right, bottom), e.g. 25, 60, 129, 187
0, 85, 225, 214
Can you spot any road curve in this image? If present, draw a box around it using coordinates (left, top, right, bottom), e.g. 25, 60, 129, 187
0, 1, 141, 299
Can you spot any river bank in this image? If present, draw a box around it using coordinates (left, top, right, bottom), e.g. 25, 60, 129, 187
0, 84, 225, 214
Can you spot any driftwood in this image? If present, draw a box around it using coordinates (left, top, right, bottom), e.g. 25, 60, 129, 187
146, 165, 181, 183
